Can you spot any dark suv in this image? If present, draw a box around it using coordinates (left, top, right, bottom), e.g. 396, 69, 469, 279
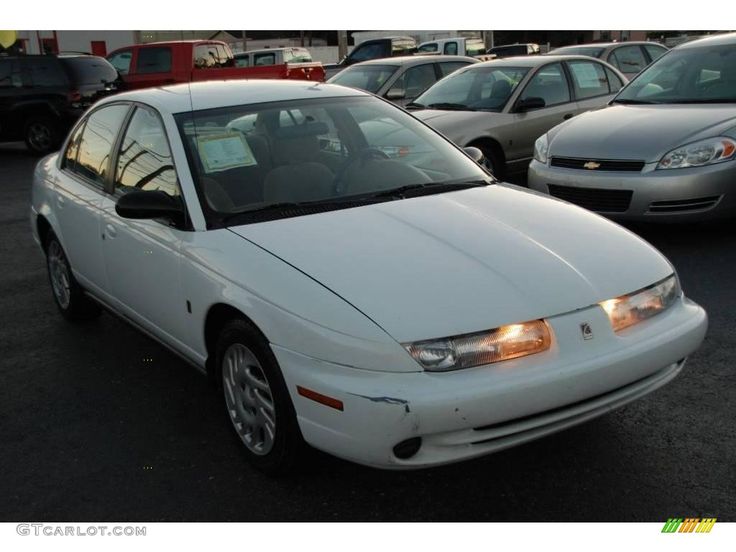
0, 54, 120, 153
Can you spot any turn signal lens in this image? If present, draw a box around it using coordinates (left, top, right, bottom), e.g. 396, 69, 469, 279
599, 275, 680, 332
404, 320, 551, 372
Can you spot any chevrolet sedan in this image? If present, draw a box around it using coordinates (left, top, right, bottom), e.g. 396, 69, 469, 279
529, 33, 736, 222
31, 80, 707, 473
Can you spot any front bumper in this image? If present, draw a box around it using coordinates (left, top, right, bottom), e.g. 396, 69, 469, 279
527, 159, 736, 222
274, 296, 707, 469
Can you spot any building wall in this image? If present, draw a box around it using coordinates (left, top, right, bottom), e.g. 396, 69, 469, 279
16, 30, 137, 55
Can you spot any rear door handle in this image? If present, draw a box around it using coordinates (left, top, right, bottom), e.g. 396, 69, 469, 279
105, 224, 117, 239
563, 113, 574, 120
56, 195, 65, 209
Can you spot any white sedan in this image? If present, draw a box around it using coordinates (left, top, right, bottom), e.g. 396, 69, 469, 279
30, 80, 707, 473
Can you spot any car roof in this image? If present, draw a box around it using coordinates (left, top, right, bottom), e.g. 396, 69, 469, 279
472, 54, 605, 67
551, 41, 665, 50
676, 32, 736, 49
348, 54, 479, 67
98, 80, 369, 114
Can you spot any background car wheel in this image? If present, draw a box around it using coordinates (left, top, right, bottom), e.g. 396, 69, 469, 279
24, 116, 61, 154
45, 233, 101, 321
216, 318, 306, 475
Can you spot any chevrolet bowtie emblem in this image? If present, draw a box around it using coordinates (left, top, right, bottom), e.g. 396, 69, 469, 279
583, 161, 601, 170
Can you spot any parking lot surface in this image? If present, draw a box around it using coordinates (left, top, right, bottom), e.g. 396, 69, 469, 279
1, 143, 733, 521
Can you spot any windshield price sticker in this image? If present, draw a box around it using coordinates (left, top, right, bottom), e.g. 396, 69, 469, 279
197, 133, 257, 172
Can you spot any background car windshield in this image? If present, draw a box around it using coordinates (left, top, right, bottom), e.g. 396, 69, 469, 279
331, 65, 398, 93
616, 44, 736, 102
176, 96, 487, 216
414, 65, 529, 110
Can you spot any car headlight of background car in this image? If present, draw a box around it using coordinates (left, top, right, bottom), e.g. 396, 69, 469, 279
599, 275, 680, 333
533, 134, 549, 164
657, 137, 736, 170
404, 320, 551, 372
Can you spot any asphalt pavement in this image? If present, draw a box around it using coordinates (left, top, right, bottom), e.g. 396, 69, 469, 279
0, 142, 733, 521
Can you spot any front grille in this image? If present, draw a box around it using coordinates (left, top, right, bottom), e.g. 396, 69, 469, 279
548, 184, 632, 213
550, 157, 645, 172
648, 196, 721, 213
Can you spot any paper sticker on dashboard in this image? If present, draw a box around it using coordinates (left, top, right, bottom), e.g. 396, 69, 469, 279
197, 133, 257, 172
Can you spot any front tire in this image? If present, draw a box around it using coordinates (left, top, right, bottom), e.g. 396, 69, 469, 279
216, 318, 305, 475
45, 233, 100, 321
475, 143, 504, 179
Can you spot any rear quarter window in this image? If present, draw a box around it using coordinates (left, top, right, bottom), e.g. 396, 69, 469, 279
21, 57, 67, 87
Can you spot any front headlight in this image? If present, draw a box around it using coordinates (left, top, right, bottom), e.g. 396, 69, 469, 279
404, 320, 551, 372
533, 134, 549, 164
657, 137, 736, 170
599, 275, 680, 333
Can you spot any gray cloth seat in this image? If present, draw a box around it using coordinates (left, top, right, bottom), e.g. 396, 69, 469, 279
263, 122, 335, 203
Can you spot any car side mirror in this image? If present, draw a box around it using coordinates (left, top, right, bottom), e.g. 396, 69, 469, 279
463, 146, 484, 164
115, 190, 184, 225
516, 96, 546, 112
386, 88, 406, 100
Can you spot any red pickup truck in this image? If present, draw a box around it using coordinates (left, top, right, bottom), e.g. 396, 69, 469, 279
106, 40, 325, 90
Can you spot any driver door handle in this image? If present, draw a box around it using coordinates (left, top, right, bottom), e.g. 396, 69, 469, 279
105, 224, 117, 239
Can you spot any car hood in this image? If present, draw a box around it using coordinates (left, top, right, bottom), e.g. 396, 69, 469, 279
548, 104, 736, 162
230, 185, 673, 342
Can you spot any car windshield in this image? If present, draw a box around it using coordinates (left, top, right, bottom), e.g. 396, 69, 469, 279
412, 65, 529, 111
550, 46, 605, 57
175, 95, 489, 224
615, 43, 736, 103
330, 64, 399, 93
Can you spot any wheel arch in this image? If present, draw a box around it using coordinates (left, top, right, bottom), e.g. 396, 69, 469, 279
203, 302, 269, 379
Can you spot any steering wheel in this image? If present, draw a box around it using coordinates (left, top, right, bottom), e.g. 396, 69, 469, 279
333, 148, 391, 195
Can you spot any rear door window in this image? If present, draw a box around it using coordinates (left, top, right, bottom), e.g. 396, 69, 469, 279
136, 47, 172, 74
608, 45, 647, 74
21, 57, 67, 87
567, 60, 610, 99
73, 104, 130, 186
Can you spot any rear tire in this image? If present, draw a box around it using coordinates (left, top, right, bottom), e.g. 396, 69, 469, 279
44, 233, 101, 321
24, 116, 61, 154
216, 318, 306, 475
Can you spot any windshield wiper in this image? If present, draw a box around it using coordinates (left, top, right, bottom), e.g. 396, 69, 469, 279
427, 102, 477, 111
611, 98, 660, 105
405, 101, 425, 110
669, 98, 736, 104
219, 196, 374, 224
366, 179, 491, 200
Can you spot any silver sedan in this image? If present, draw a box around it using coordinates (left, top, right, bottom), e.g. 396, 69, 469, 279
529, 33, 736, 222
409, 55, 627, 178
327, 55, 478, 108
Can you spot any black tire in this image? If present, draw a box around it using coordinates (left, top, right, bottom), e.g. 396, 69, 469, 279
24, 116, 61, 154
216, 318, 306, 475
475, 143, 504, 179
44, 232, 101, 322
